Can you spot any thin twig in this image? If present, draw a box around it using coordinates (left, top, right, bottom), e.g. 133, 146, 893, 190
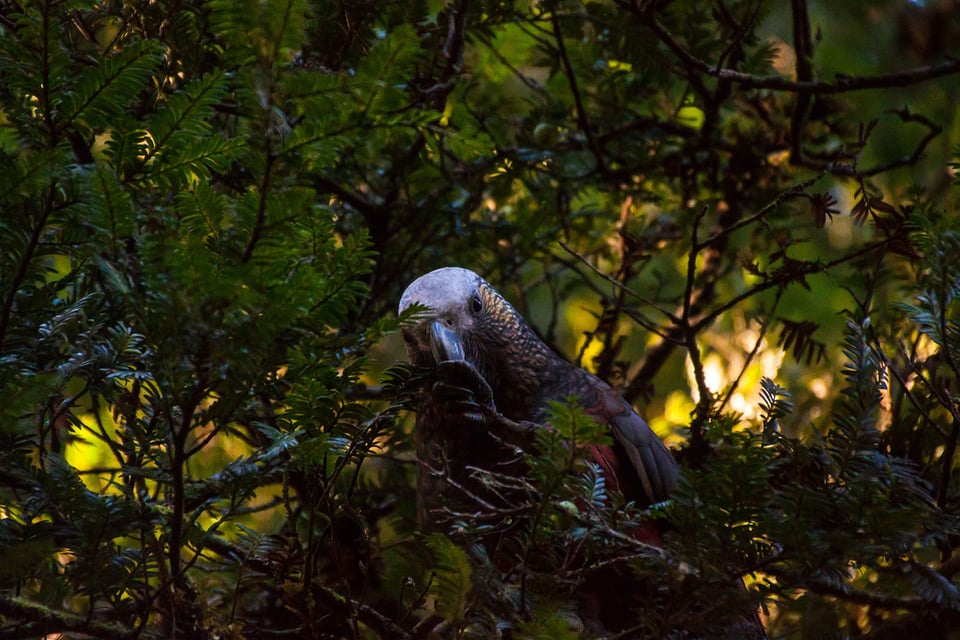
684, 207, 713, 448
696, 174, 827, 251
550, 10, 607, 175
718, 288, 785, 413
0, 186, 55, 353
557, 240, 679, 324
241, 149, 275, 264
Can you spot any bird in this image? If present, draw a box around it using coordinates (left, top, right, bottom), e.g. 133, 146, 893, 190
398, 266, 765, 637
399, 266, 678, 512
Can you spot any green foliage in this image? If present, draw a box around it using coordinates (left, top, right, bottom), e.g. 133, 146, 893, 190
2, 0, 960, 638
426, 533, 474, 624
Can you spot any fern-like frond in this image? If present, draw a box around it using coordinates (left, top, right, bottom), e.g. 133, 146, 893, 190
148, 135, 244, 190
75, 163, 135, 255
354, 24, 422, 114
60, 41, 163, 135
758, 376, 792, 437
141, 72, 230, 167
176, 180, 227, 238
0, 147, 66, 203
427, 533, 474, 624
0, 4, 71, 128
208, 0, 307, 64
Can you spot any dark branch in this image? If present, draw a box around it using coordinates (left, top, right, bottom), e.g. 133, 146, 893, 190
622, 3, 960, 95
715, 57, 960, 95
0, 594, 135, 640
550, 10, 607, 175
789, 0, 813, 161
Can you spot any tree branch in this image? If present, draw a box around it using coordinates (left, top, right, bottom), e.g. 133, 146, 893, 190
0, 187, 54, 354
715, 57, 960, 94
550, 9, 607, 175
240, 148, 275, 264
621, 2, 960, 95
780, 574, 944, 612
789, 0, 814, 162
0, 594, 135, 640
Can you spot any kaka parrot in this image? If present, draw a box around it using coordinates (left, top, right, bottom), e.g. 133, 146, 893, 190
399, 267, 764, 637
399, 267, 678, 511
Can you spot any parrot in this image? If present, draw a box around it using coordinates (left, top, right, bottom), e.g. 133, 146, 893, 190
398, 266, 764, 637
399, 267, 678, 508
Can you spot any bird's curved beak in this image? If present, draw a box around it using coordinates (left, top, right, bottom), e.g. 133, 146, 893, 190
429, 320, 465, 363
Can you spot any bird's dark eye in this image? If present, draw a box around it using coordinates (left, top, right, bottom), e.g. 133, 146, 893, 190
470, 292, 483, 315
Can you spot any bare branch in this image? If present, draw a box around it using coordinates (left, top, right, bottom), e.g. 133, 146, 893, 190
620, 2, 960, 95
789, 0, 814, 161
557, 240, 680, 325
550, 9, 607, 175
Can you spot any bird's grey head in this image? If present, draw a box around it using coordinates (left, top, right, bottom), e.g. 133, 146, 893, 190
399, 267, 558, 416
398, 267, 484, 323
398, 267, 491, 366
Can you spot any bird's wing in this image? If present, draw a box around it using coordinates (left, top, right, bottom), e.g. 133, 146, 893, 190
574, 372, 679, 505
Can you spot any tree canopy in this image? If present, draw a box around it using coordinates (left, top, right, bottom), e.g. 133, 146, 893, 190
1, 0, 960, 638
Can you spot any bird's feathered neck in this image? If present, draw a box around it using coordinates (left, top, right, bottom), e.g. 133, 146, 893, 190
467, 281, 573, 422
